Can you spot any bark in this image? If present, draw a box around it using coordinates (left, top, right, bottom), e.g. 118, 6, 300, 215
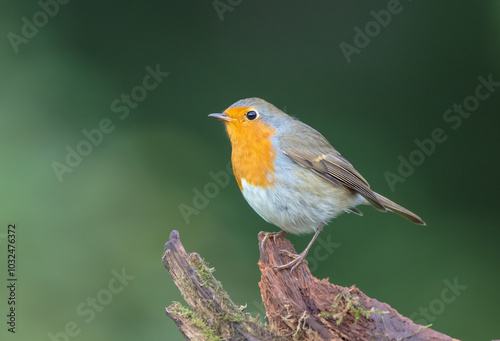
163, 230, 460, 341
163, 230, 281, 340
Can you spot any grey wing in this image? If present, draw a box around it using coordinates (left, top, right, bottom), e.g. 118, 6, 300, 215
278, 127, 386, 212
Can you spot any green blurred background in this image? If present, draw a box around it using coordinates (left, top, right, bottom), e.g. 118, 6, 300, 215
1, 1, 499, 340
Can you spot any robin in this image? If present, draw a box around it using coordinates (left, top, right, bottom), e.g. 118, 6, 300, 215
209, 98, 425, 272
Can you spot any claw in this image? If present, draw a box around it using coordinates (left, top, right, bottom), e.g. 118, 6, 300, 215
279, 249, 299, 258
272, 225, 326, 272
272, 230, 287, 243
272, 250, 308, 272
259, 231, 287, 253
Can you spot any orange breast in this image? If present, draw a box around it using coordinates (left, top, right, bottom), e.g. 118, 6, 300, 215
224, 107, 277, 190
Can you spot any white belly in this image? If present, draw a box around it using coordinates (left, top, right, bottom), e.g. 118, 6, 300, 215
240, 174, 364, 235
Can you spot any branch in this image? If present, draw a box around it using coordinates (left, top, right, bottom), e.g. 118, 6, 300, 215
257, 232, 460, 341
162, 230, 281, 340
163, 230, 460, 341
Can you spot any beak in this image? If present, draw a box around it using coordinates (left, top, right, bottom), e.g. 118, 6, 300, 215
208, 113, 232, 122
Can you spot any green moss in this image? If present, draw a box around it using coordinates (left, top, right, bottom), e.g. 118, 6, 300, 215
319, 291, 388, 325
189, 255, 223, 292
171, 300, 284, 340
172, 256, 282, 340
170, 301, 192, 316
292, 311, 309, 340
221, 311, 246, 323
170, 302, 222, 341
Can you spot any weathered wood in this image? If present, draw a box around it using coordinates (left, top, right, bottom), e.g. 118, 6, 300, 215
257, 231, 460, 341
162, 230, 281, 340
163, 230, 460, 341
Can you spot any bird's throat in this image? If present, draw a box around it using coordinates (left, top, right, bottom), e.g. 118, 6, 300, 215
226, 120, 277, 190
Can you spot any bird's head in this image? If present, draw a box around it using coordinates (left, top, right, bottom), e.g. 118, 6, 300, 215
208, 97, 291, 145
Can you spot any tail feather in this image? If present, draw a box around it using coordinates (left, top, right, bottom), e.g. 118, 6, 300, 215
373, 192, 426, 225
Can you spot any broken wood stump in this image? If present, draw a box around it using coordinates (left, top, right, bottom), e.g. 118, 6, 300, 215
162, 230, 460, 341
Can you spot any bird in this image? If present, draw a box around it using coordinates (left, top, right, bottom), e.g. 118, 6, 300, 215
209, 97, 425, 272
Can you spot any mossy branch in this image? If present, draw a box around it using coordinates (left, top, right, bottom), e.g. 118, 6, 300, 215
162, 230, 281, 340
163, 230, 460, 341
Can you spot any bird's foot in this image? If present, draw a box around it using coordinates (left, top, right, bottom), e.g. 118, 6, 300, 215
279, 249, 300, 258
273, 249, 308, 272
258, 230, 287, 253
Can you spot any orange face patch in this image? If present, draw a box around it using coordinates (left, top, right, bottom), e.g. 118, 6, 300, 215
223, 106, 277, 189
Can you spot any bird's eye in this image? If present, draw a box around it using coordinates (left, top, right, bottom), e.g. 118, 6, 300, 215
246, 110, 258, 120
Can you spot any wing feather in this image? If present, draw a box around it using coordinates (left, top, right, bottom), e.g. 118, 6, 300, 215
278, 123, 386, 211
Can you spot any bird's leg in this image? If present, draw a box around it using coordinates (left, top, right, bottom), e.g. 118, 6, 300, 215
258, 230, 287, 253
274, 225, 325, 272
